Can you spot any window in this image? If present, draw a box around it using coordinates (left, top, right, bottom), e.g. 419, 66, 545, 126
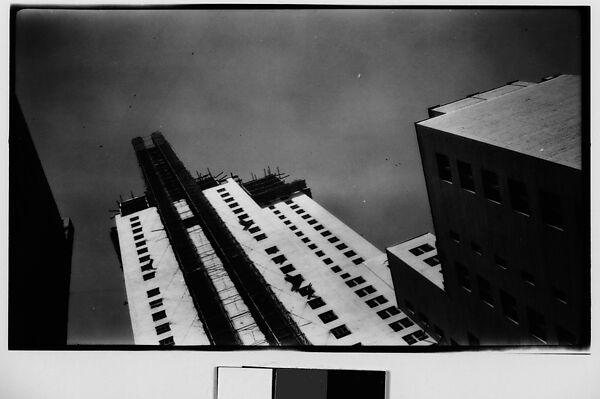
220, 192, 231, 198
132, 227, 142, 234
556, 326, 576, 345
336, 243, 348, 250
301, 237, 310, 243
471, 242, 482, 256
139, 255, 151, 263
152, 310, 167, 321
296, 209, 306, 214
141, 264, 154, 272
477, 276, 494, 306
540, 190, 564, 230
133, 234, 144, 241
147, 288, 160, 298
135, 240, 146, 248
272, 254, 287, 264
284, 199, 294, 205
328, 236, 340, 244
457, 160, 475, 192
149, 298, 163, 309
314, 225, 324, 231
403, 330, 428, 345
217, 187, 227, 193
295, 231, 304, 237
352, 257, 364, 265
344, 250, 357, 258
318, 310, 338, 324
308, 243, 317, 250
409, 243, 434, 256
467, 332, 480, 346
238, 213, 249, 220
494, 255, 508, 270
521, 270, 536, 286
321, 230, 332, 237
377, 306, 400, 320
224, 197, 234, 203
273, 209, 281, 214
301, 214, 310, 220
500, 290, 519, 323
423, 255, 440, 266
155, 323, 171, 335
315, 250, 325, 257
254, 233, 267, 241
355, 285, 376, 297
323, 258, 333, 265
265, 246, 279, 255
508, 179, 530, 215
331, 325, 352, 339
307, 219, 317, 225
289, 225, 298, 231
390, 319, 409, 332
552, 287, 568, 305
280, 264, 295, 274
290, 204, 299, 209
527, 307, 547, 342
268, 205, 275, 209
404, 300, 415, 314
482, 169, 501, 202
340, 273, 351, 279
436, 153, 452, 182
278, 215, 285, 220
449, 230, 460, 243
331, 266, 342, 273
228, 202, 239, 208
137, 247, 149, 255
455, 262, 471, 291
284, 219, 293, 225
400, 317, 415, 328
308, 297, 326, 309
233, 208, 244, 214
365, 295, 388, 308
143, 272, 155, 281
159, 336, 175, 346
130, 216, 139, 222
248, 226, 260, 234
346, 276, 366, 287
417, 312, 429, 327
299, 285, 315, 297
131, 221, 141, 228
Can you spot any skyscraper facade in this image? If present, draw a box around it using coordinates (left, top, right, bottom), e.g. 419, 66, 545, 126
114, 132, 433, 346
389, 74, 586, 346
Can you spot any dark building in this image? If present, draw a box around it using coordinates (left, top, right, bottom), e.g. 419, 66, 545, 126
9, 98, 74, 349
388, 75, 587, 346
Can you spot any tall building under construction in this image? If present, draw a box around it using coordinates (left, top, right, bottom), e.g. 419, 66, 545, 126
113, 132, 432, 346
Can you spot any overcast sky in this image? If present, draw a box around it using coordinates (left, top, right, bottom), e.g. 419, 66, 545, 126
14, 8, 582, 344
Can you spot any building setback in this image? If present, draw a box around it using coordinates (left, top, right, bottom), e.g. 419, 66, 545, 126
9, 98, 74, 349
389, 74, 586, 346
114, 132, 433, 346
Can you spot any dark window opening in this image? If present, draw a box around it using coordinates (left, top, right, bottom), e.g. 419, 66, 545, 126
133, 234, 144, 241
377, 306, 400, 320
308, 243, 317, 250
132, 227, 142, 234
436, 153, 452, 182
130, 216, 139, 222
295, 231, 304, 237
152, 310, 167, 322
500, 290, 519, 323
289, 225, 297, 230
340, 273, 351, 279
278, 214, 285, 220
328, 237, 340, 243
527, 307, 547, 342
356, 285, 376, 297
135, 240, 146, 248
307, 219, 317, 225
323, 258, 333, 265
321, 230, 332, 237
143, 272, 155, 281
254, 233, 267, 241
400, 317, 415, 328
424, 255, 440, 266
449, 230, 460, 243
139, 255, 151, 263
540, 190, 564, 230
409, 243, 435, 256
301, 214, 310, 220
314, 225, 324, 231
131, 221, 141, 228
280, 264, 295, 274
273, 209, 281, 214
366, 295, 388, 308
456, 262, 471, 291
137, 247, 149, 255
508, 179, 530, 215
315, 250, 325, 257
344, 250, 357, 258
272, 254, 287, 264
290, 204, 299, 209
552, 287, 568, 305
301, 237, 310, 243
248, 226, 261, 234
521, 270, 536, 286
159, 336, 174, 346
336, 243, 348, 250
352, 257, 364, 265
233, 208, 244, 214
346, 276, 366, 287
265, 246, 279, 255
284, 199, 294, 205
308, 297, 326, 309
482, 169, 501, 203
418, 312, 429, 327
155, 323, 170, 335
471, 242, 482, 256
477, 276, 494, 306
147, 288, 160, 298
331, 325, 352, 339
298, 284, 315, 297
224, 197, 234, 203
228, 202, 239, 208
296, 209, 305, 214
405, 300, 415, 314
149, 298, 163, 309
494, 255, 508, 270
331, 266, 342, 273
318, 310, 338, 324
217, 187, 227, 193
457, 160, 475, 192
141, 264, 154, 272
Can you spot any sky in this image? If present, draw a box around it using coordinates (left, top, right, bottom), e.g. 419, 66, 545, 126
14, 8, 582, 345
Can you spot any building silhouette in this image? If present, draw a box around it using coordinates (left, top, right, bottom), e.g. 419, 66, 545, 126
113, 132, 433, 346
388, 74, 586, 346
9, 98, 75, 349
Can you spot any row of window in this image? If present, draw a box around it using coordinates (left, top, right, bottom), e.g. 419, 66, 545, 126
454, 262, 574, 344
436, 153, 566, 230
130, 216, 174, 346
449, 230, 568, 302
408, 242, 441, 268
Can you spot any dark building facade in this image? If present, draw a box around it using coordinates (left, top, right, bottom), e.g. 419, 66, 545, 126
9, 98, 74, 349
389, 75, 587, 346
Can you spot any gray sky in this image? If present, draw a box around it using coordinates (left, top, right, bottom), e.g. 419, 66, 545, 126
15, 8, 582, 344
